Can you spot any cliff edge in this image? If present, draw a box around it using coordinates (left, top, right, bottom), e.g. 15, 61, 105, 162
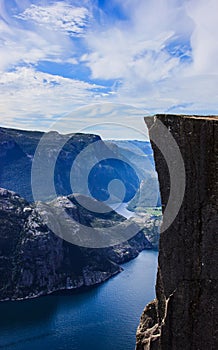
136, 115, 218, 350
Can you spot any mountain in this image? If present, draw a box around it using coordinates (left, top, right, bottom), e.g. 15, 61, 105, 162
0, 188, 152, 301
0, 128, 141, 203
0, 127, 101, 202
107, 140, 155, 166
0, 126, 162, 301
106, 140, 161, 208
0, 127, 161, 209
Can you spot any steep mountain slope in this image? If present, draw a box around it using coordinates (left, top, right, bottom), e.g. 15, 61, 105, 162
0, 188, 152, 301
136, 115, 218, 350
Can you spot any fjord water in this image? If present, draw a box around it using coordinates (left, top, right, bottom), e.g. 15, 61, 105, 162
0, 250, 158, 350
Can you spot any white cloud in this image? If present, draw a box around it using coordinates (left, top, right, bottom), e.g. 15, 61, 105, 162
82, 0, 192, 82
0, 67, 149, 139
186, 0, 218, 75
81, 30, 179, 81
16, 2, 90, 36
0, 66, 105, 129
48, 103, 150, 139
0, 0, 218, 136
0, 1, 87, 71
0, 29, 66, 71
81, 0, 218, 114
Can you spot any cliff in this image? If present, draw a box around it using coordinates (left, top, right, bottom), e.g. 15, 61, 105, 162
136, 115, 218, 350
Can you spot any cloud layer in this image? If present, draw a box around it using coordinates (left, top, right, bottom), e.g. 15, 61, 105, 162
0, 0, 217, 136
16, 2, 90, 36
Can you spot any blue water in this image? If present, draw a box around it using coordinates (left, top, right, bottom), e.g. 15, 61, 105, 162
0, 250, 158, 350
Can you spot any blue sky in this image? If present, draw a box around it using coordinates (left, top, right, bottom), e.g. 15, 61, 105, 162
0, 0, 217, 138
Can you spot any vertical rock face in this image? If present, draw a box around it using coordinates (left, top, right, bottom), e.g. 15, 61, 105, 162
136, 115, 218, 350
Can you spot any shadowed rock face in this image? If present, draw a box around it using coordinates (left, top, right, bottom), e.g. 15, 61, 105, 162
136, 115, 218, 350
0, 189, 152, 301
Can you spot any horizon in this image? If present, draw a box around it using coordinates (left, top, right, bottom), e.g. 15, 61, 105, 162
1, 112, 217, 140
0, 122, 150, 141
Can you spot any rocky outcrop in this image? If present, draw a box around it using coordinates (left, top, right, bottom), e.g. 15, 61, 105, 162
0, 189, 152, 301
136, 115, 218, 350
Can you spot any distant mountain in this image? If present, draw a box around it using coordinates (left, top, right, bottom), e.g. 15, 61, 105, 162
0, 127, 101, 202
105, 140, 161, 208
108, 140, 155, 164
0, 188, 152, 301
106, 140, 155, 171
0, 128, 144, 204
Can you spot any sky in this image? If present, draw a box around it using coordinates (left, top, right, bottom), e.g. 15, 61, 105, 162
0, 0, 218, 139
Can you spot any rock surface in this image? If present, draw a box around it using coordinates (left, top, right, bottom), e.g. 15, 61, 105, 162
136, 115, 218, 350
0, 189, 152, 301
